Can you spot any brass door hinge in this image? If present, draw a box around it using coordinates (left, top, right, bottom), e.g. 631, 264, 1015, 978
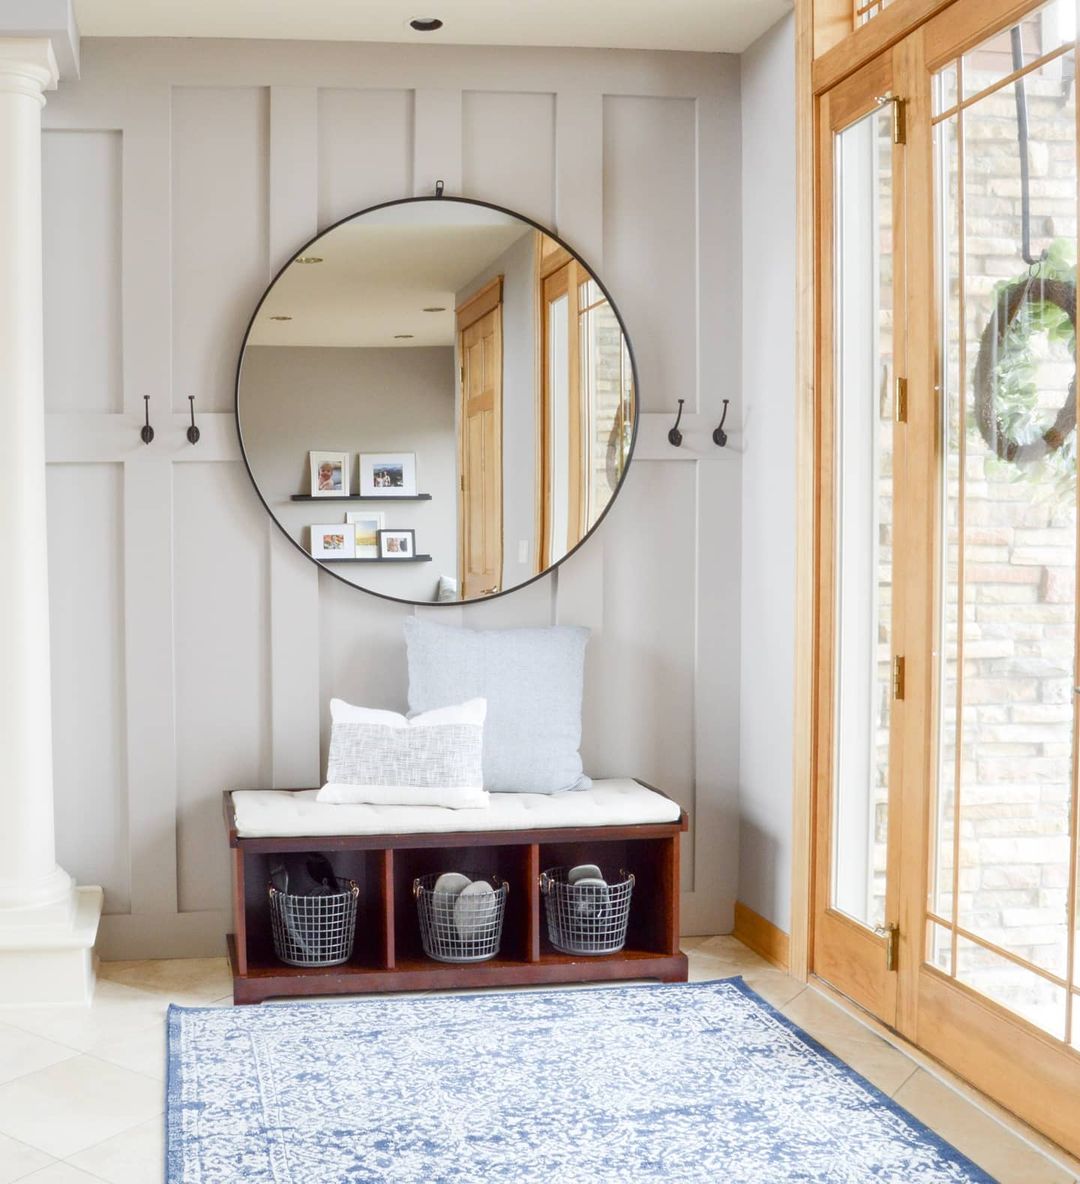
874, 923, 900, 971
895, 376, 908, 423
892, 655, 905, 700
875, 94, 906, 144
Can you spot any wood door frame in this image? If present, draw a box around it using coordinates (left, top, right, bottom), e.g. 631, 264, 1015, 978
791, 0, 1048, 986
456, 275, 504, 597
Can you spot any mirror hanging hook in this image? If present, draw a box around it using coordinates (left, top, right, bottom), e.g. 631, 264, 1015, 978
668, 398, 685, 447
187, 395, 201, 445
140, 395, 154, 445
434, 179, 445, 198
712, 399, 730, 447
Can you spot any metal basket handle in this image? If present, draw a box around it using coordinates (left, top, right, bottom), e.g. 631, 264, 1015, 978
415, 876, 509, 899
621, 870, 636, 890
269, 879, 359, 899
539, 872, 552, 895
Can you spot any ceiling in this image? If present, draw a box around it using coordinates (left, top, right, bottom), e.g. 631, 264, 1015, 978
249, 204, 531, 348
73, 0, 792, 54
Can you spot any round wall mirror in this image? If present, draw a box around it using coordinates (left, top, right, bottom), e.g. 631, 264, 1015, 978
236, 196, 638, 605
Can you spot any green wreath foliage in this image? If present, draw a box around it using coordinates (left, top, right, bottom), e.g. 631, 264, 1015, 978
971, 238, 1077, 504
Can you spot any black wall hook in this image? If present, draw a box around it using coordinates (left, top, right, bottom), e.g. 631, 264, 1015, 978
140, 395, 154, 445
713, 399, 730, 447
186, 395, 201, 445
668, 398, 686, 447
434, 179, 445, 198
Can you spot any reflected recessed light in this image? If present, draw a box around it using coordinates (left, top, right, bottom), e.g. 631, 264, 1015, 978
269, 315, 293, 321
295, 255, 323, 264
394, 333, 415, 339
409, 17, 443, 31
422, 306, 447, 312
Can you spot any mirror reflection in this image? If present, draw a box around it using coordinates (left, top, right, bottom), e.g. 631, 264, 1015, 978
237, 198, 636, 604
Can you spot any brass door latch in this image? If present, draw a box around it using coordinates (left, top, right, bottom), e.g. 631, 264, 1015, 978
874, 923, 900, 971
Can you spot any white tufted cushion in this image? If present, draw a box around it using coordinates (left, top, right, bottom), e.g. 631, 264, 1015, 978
232, 778, 681, 838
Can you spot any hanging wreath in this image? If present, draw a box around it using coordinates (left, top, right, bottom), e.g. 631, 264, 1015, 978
972, 276, 1077, 464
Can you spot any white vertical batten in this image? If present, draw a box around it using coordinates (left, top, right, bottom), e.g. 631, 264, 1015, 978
0, 28, 101, 1004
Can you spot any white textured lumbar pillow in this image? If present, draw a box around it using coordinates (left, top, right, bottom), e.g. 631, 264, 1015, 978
318, 698, 489, 809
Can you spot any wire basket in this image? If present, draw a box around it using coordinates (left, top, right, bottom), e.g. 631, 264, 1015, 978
414, 873, 509, 963
541, 866, 635, 955
268, 880, 359, 967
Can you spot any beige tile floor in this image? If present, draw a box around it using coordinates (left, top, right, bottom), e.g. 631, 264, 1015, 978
0, 937, 1075, 1182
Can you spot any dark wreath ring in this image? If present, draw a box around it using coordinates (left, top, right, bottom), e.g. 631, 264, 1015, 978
972, 276, 1077, 464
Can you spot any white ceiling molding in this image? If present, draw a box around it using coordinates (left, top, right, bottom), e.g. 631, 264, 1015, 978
0, 0, 79, 79
73, 0, 792, 54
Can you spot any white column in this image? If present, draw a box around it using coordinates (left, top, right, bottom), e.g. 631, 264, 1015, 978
0, 36, 101, 1006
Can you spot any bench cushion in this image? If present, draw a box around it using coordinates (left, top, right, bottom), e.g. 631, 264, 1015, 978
232, 778, 681, 839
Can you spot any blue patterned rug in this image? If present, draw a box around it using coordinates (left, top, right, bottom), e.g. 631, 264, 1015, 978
167, 978, 996, 1183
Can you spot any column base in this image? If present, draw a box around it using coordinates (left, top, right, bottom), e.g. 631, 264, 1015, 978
0, 885, 103, 1006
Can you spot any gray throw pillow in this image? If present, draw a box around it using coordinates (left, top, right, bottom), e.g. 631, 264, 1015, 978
404, 617, 591, 794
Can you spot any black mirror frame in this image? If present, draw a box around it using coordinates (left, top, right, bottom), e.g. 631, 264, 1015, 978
234, 193, 640, 608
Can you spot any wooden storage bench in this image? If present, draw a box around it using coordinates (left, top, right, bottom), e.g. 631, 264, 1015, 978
223, 779, 689, 1005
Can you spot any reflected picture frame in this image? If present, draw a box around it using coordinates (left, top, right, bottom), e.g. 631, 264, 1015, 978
309, 450, 351, 497
310, 524, 355, 559
345, 510, 385, 558
377, 528, 416, 559
359, 452, 417, 497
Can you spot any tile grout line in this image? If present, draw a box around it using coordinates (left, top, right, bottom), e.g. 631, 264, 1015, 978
4, 1129, 60, 1183
888, 1063, 920, 1099
0, 1018, 96, 1061
61, 1116, 162, 1182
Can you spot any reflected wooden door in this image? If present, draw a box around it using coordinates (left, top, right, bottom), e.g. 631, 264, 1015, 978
539, 258, 584, 566
457, 277, 504, 599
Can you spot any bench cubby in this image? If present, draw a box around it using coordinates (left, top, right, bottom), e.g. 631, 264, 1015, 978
224, 782, 689, 1005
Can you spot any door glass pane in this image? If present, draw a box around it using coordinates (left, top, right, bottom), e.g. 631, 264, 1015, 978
933, 4, 1079, 1043
956, 937, 1068, 1039
961, 0, 1075, 101
832, 103, 894, 930
855, 0, 893, 30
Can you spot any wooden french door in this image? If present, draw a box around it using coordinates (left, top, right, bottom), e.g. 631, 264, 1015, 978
813, 0, 1080, 1153
813, 48, 911, 1028
457, 277, 504, 599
